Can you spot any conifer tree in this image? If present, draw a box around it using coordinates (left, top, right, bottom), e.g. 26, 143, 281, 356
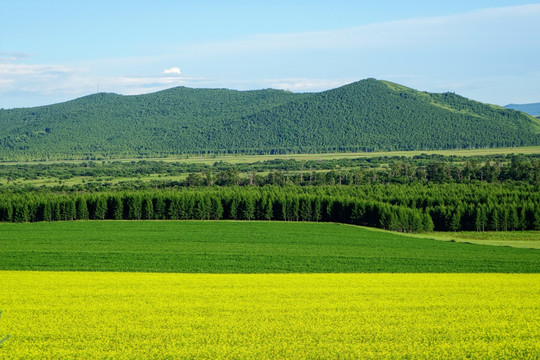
229, 197, 239, 220
41, 201, 52, 222
52, 201, 61, 221
422, 212, 434, 232
300, 197, 312, 221
499, 207, 509, 232
0, 200, 13, 222
168, 197, 181, 220
241, 194, 256, 220
490, 208, 499, 231
210, 196, 224, 220
153, 196, 167, 220
94, 196, 107, 220
450, 210, 461, 232
475, 206, 487, 232
312, 197, 322, 222
125, 194, 142, 220
109, 196, 123, 220
76, 197, 89, 220
518, 207, 527, 231
141, 196, 154, 220
509, 206, 519, 231
533, 206, 540, 230
292, 196, 301, 221
13, 202, 29, 222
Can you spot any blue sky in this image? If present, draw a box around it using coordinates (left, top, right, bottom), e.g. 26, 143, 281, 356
1, 0, 539, 108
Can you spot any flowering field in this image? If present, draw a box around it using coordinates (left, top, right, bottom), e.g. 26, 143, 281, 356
1, 271, 538, 359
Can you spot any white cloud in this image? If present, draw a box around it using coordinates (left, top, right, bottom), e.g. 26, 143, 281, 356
163, 66, 181, 75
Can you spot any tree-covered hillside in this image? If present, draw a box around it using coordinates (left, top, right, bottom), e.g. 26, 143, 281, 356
1, 79, 539, 161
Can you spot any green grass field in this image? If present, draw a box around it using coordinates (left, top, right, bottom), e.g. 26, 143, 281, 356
0, 221, 538, 273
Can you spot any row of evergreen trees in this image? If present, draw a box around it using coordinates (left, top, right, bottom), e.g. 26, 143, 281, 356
1, 185, 539, 232
0, 188, 432, 232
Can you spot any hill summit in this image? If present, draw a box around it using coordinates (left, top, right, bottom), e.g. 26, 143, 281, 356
1, 78, 539, 161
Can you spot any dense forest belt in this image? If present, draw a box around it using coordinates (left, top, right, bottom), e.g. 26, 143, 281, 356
0, 222, 538, 273
1, 184, 538, 232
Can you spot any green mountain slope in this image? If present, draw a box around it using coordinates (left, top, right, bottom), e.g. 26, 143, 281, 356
1, 79, 539, 160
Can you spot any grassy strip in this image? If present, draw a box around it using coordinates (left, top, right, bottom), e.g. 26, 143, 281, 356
0, 272, 538, 359
0, 221, 538, 273
407, 231, 540, 249
2, 146, 539, 166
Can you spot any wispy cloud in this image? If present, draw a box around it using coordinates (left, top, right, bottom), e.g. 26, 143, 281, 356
0, 63, 74, 76
0, 63, 82, 93
0, 52, 32, 63
184, 4, 540, 56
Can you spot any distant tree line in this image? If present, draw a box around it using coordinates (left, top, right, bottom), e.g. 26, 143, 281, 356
1, 184, 538, 232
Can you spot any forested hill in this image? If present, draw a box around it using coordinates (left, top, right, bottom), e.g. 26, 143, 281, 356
1, 78, 539, 161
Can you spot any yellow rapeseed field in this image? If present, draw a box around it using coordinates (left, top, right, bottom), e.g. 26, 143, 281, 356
0, 272, 538, 359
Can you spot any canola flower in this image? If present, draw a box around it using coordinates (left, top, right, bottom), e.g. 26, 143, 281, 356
0, 272, 538, 359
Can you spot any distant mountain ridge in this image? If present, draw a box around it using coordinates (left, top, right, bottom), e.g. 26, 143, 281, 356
1, 78, 539, 161
505, 102, 540, 116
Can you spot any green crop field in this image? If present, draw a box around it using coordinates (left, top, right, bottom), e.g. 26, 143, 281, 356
0, 221, 538, 273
